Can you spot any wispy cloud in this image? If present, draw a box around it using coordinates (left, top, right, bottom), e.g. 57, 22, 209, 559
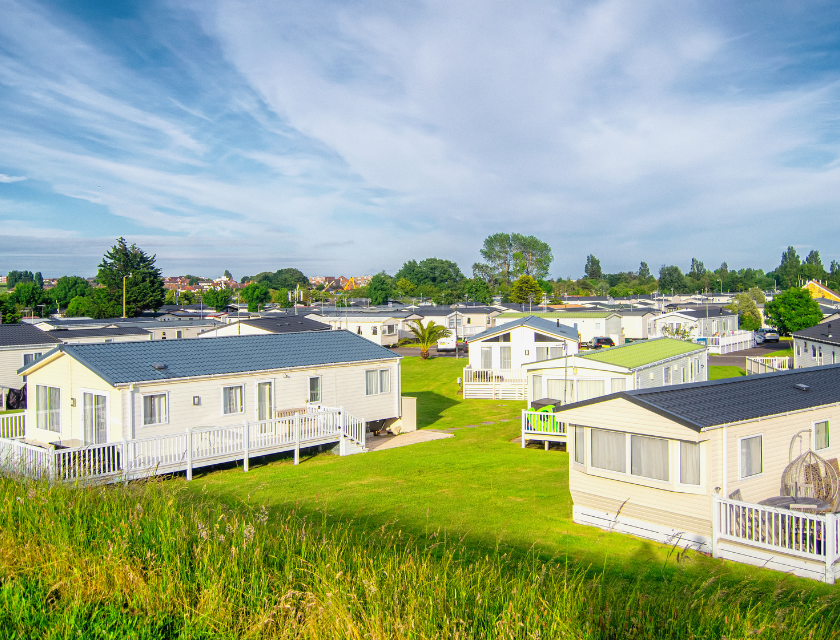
0, 174, 27, 183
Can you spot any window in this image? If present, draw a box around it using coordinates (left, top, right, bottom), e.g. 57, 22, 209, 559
532, 375, 543, 400
740, 435, 763, 478
35, 385, 60, 432
356, 326, 362, 335
23, 352, 43, 367
256, 382, 273, 421
813, 345, 817, 358
481, 347, 492, 369
664, 366, 672, 385
142, 394, 167, 426
574, 426, 585, 464
631, 435, 669, 481
365, 369, 390, 395
536, 347, 549, 361
577, 380, 605, 402
611, 378, 626, 393
176, 330, 183, 339
309, 377, 321, 404
796, 344, 801, 356
549, 347, 562, 359
591, 429, 626, 473
500, 346, 512, 369
815, 420, 829, 451
384, 325, 396, 335
372, 326, 378, 335
222, 385, 244, 414
680, 442, 701, 485
83, 392, 107, 445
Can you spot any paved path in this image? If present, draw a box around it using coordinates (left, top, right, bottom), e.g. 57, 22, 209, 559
710, 341, 790, 368
391, 345, 469, 359
365, 429, 454, 452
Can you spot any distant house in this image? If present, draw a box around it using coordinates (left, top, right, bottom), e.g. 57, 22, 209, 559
804, 280, 840, 303
495, 311, 623, 346
410, 305, 501, 339
463, 316, 579, 399
0, 324, 62, 409
793, 323, 840, 368
198, 316, 330, 338
46, 327, 152, 345
648, 308, 752, 354
613, 309, 658, 341
308, 310, 421, 347
557, 366, 840, 583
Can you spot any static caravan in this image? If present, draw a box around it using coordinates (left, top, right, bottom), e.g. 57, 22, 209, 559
0, 324, 61, 410
495, 312, 623, 346
198, 316, 330, 338
793, 324, 840, 369
558, 366, 840, 583
308, 311, 421, 347
45, 327, 152, 344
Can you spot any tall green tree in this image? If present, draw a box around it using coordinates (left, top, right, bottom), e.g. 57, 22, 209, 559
658, 265, 690, 294
477, 233, 515, 286
462, 278, 492, 304
800, 250, 826, 282
241, 282, 271, 312
688, 258, 705, 278
764, 288, 822, 335
584, 255, 602, 280
776, 246, 801, 288
0, 293, 20, 323
367, 273, 393, 306
511, 234, 553, 279
249, 268, 309, 290
727, 292, 762, 331
395, 258, 464, 290
9, 282, 50, 316
223, 269, 232, 280
64, 288, 121, 319
638, 262, 651, 282
7, 270, 34, 289
509, 275, 543, 304
97, 238, 165, 316
52, 276, 92, 308
202, 287, 233, 312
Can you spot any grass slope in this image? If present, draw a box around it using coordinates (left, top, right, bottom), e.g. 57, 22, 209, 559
708, 365, 746, 380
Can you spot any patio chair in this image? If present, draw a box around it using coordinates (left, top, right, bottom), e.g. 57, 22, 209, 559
728, 488, 743, 501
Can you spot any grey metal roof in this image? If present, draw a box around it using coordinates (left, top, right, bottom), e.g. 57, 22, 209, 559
792, 324, 840, 346
46, 327, 151, 339
467, 315, 579, 342
237, 316, 330, 333
557, 365, 840, 431
19, 330, 399, 385
0, 323, 63, 348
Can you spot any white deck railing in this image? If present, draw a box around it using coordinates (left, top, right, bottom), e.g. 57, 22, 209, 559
0, 406, 366, 484
0, 412, 25, 439
746, 356, 794, 375
463, 368, 527, 399
699, 331, 756, 354
463, 368, 527, 384
713, 497, 839, 581
521, 410, 567, 447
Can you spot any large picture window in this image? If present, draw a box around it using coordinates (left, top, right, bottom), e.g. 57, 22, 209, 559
35, 385, 60, 432
222, 385, 244, 415
365, 369, 390, 395
590, 428, 626, 473
680, 442, 701, 485
500, 346, 512, 369
142, 393, 167, 426
577, 380, 605, 402
740, 435, 763, 479
631, 435, 669, 482
815, 421, 829, 451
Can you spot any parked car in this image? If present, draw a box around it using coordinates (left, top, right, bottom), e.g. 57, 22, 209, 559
590, 337, 616, 349
755, 328, 780, 343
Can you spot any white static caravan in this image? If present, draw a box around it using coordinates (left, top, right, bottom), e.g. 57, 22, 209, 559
557, 366, 840, 583
495, 312, 623, 346
307, 311, 421, 347
10, 331, 402, 481
0, 324, 61, 410
462, 316, 579, 400
197, 316, 331, 338
45, 327, 152, 345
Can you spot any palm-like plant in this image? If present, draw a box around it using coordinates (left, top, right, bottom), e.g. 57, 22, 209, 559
408, 319, 451, 360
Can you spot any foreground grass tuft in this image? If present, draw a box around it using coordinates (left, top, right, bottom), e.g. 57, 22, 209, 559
1, 476, 839, 638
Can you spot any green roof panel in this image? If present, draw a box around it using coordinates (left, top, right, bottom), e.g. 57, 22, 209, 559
579, 338, 705, 369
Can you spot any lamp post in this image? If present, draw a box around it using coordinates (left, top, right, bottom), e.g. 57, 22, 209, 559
122, 273, 132, 318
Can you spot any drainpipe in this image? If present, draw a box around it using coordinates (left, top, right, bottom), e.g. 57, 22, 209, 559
722, 424, 728, 499
129, 383, 136, 440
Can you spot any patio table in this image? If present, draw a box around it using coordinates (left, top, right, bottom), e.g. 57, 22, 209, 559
758, 496, 832, 511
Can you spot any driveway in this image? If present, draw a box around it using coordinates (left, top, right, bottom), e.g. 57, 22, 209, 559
710, 340, 790, 368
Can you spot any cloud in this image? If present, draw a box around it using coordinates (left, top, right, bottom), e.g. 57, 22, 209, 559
0, 174, 27, 183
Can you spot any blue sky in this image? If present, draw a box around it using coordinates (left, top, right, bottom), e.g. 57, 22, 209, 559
1, 0, 839, 279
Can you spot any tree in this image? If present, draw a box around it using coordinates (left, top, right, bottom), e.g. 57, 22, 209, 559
511, 234, 553, 279
9, 282, 49, 316
688, 258, 705, 278
223, 269, 232, 280
164, 289, 196, 305
97, 238, 165, 316
638, 262, 651, 282
396, 278, 416, 296
407, 319, 450, 360
776, 246, 801, 288
202, 287, 233, 312
658, 265, 690, 294
800, 250, 826, 282
727, 292, 762, 332
0, 293, 20, 323
368, 273, 393, 306
7, 270, 35, 289
64, 288, 121, 319
477, 233, 515, 286
52, 276, 92, 309
764, 288, 823, 335
272, 288, 293, 308
509, 275, 543, 304
462, 278, 492, 304
241, 282, 271, 312
395, 258, 463, 290
584, 255, 602, 280
249, 268, 309, 291
747, 286, 766, 305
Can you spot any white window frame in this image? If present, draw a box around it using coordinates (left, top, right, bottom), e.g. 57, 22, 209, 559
141, 391, 169, 427
813, 419, 830, 452
79, 388, 110, 445
365, 368, 391, 396
254, 379, 275, 421
221, 384, 245, 416
23, 352, 43, 367
573, 425, 585, 466
677, 440, 703, 487
630, 434, 671, 484
35, 384, 61, 433
308, 376, 322, 404
738, 434, 764, 480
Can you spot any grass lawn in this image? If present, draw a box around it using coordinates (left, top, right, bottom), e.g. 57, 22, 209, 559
766, 348, 793, 358
190, 357, 822, 592
708, 365, 746, 380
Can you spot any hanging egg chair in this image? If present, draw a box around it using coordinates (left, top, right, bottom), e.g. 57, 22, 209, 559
780, 449, 840, 505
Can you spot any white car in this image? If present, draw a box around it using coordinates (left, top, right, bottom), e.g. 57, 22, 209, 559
436, 336, 457, 352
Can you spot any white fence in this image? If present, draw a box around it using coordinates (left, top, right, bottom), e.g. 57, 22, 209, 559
463, 368, 527, 400
746, 356, 794, 375
521, 410, 567, 447
0, 412, 25, 439
698, 331, 756, 355
713, 497, 840, 583
0, 406, 366, 484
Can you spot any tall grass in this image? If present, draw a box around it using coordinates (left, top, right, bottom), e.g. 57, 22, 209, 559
0, 476, 838, 639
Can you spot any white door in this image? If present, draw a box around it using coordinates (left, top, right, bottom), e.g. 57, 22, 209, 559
83, 392, 107, 445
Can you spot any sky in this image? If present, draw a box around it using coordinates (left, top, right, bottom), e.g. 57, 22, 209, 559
1, 0, 839, 279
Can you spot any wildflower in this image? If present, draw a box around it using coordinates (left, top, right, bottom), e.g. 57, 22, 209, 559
135, 503, 143, 514
243, 524, 255, 544
257, 505, 269, 525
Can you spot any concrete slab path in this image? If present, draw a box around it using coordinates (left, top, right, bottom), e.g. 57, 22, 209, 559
365, 429, 454, 452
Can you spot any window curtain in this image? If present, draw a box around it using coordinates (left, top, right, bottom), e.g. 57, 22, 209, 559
36, 385, 60, 432
680, 441, 701, 485
740, 436, 762, 477
258, 382, 273, 420
574, 426, 585, 464
631, 435, 669, 481
379, 370, 390, 394
84, 393, 107, 445
664, 367, 672, 384
546, 379, 564, 401
576, 380, 605, 402
223, 386, 242, 414
481, 347, 492, 369
500, 347, 512, 369
532, 375, 543, 400
366, 370, 378, 395
591, 428, 626, 473
815, 421, 829, 450
536, 347, 548, 361
611, 378, 626, 393
549, 347, 563, 359
143, 394, 166, 425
